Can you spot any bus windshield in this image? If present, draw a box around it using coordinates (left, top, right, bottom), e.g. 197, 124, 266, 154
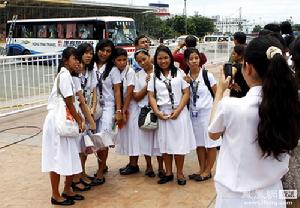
106, 21, 136, 46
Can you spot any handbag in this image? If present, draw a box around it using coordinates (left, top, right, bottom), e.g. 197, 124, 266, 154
138, 74, 158, 130
54, 71, 80, 137
93, 99, 103, 120
138, 106, 158, 130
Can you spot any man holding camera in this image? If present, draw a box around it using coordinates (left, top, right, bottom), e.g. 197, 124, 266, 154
172, 35, 198, 74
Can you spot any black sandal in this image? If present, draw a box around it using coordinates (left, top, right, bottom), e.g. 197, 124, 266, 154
194, 173, 212, 182
145, 170, 156, 178
71, 181, 91, 192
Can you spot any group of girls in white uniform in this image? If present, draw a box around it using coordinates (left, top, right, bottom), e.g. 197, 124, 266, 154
42, 35, 299, 207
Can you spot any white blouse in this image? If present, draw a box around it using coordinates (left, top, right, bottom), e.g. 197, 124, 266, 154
94, 64, 121, 106
189, 69, 216, 110
120, 66, 135, 96
47, 67, 75, 110
208, 86, 289, 192
147, 70, 189, 107
134, 69, 152, 107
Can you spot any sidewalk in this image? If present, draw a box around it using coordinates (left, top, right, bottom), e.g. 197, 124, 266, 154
0, 65, 221, 208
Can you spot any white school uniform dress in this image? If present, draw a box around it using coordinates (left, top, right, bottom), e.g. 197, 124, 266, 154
42, 67, 82, 176
94, 64, 121, 147
116, 67, 141, 156
148, 70, 196, 155
208, 86, 289, 208
189, 69, 221, 148
73, 69, 98, 152
133, 69, 161, 156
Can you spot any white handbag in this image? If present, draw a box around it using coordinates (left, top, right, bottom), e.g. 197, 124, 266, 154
54, 71, 80, 137
93, 101, 103, 120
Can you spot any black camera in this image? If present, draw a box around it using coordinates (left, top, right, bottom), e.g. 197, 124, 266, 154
223, 63, 232, 78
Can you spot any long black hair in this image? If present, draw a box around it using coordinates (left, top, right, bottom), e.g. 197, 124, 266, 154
291, 37, 300, 89
94, 39, 115, 80
153, 45, 177, 79
77, 42, 94, 71
57, 47, 79, 73
244, 35, 300, 160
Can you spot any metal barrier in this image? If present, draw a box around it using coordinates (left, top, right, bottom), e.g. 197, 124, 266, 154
0, 53, 61, 116
149, 41, 234, 65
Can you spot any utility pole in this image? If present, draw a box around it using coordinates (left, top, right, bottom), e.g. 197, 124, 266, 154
184, 0, 187, 34
238, 7, 243, 31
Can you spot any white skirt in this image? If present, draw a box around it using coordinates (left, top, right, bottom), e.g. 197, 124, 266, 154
116, 102, 140, 156
41, 110, 82, 176
94, 105, 117, 148
215, 181, 287, 208
190, 108, 222, 148
155, 105, 196, 154
116, 104, 161, 156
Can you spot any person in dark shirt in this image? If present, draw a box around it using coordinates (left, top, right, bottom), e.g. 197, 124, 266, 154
230, 45, 249, 98
172, 35, 202, 74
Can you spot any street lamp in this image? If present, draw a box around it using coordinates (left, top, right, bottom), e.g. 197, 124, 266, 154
184, 0, 187, 34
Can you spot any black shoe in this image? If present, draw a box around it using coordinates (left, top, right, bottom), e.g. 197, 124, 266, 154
119, 164, 130, 173
92, 177, 106, 185
51, 197, 74, 206
158, 170, 166, 178
62, 193, 85, 201
194, 173, 212, 182
188, 173, 200, 180
79, 178, 93, 187
157, 174, 174, 184
86, 175, 95, 181
120, 165, 140, 175
71, 182, 91, 192
177, 178, 187, 185
145, 170, 156, 178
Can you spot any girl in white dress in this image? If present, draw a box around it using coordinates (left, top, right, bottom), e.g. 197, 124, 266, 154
72, 43, 98, 189
148, 45, 196, 185
209, 35, 300, 207
119, 49, 164, 177
183, 48, 220, 182
114, 48, 142, 174
42, 47, 85, 205
94, 39, 122, 184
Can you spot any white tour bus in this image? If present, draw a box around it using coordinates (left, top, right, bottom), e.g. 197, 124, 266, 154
6, 16, 137, 56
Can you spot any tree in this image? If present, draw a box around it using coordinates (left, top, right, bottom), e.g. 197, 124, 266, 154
188, 15, 215, 37
293, 24, 300, 31
252, 25, 262, 33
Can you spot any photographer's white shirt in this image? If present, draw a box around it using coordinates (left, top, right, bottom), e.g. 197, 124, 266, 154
208, 86, 289, 192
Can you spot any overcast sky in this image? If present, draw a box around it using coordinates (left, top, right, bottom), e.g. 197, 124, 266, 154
88, 0, 300, 24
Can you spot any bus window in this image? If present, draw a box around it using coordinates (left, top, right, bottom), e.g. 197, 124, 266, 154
57, 23, 65, 39
77, 24, 93, 39
66, 23, 77, 39
37, 25, 48, 38
48, 25, 57, 38
21, 25, 34, 38
106, 21, 136, 46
